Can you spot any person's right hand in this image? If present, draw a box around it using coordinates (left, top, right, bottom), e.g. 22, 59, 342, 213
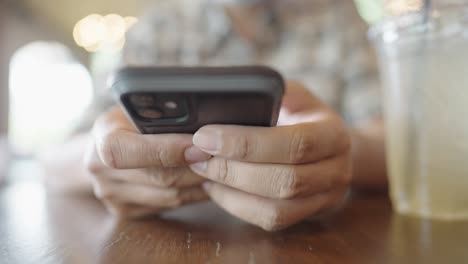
84, 107, 211, 218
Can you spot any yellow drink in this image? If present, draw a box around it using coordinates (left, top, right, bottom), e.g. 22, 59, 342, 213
372, 5, 468, 219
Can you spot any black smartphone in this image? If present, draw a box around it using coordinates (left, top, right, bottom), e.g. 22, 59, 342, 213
109, 66, 285, 134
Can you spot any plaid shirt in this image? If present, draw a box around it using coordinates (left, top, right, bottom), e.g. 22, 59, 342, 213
80, 0, 381, 132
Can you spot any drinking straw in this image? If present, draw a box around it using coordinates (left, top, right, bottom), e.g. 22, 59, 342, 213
424, 0, 432, 23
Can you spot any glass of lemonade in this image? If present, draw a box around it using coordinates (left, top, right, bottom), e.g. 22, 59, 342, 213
370, 4, 468, 220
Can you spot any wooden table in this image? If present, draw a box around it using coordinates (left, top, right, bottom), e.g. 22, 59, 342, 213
0, 162, 467, 264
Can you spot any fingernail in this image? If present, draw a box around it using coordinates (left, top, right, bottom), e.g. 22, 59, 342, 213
184, 146, 212, 164
202, 181, 213, 191
190, 161, 208, 173
193, 127, 222, 155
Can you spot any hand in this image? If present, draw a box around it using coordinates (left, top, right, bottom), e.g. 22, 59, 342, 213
188, 82, 352, 231
85, 107, 211, 218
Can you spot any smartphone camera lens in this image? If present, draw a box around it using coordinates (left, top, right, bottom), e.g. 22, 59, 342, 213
136, 108, 164, 119
130, 94, 156, 107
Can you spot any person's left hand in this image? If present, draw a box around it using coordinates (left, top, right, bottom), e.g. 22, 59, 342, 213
187, 82, 352, 231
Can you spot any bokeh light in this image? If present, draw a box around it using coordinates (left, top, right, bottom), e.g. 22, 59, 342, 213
9, 42, 94, 153
73, 14, 138, 53
385, 0, 423, 16
355, 0, 424, 25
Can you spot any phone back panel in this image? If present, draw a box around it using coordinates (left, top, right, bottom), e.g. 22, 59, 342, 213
110, 66, 284, 134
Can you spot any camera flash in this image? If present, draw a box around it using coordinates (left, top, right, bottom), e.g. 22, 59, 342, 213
164, 101, 178, 109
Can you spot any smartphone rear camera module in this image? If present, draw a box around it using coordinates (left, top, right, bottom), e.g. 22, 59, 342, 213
127, 94, 190, 123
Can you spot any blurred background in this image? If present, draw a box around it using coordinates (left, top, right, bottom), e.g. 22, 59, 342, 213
0, 0, 153, 155
0, 0, 424, 165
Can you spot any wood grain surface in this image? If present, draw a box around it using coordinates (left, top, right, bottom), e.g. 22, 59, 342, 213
0, 162, 467, 264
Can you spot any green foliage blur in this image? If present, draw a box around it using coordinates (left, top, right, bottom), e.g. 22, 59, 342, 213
354, 0, 385, 24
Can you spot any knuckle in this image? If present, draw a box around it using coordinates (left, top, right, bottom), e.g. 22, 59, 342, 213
214, 159, 233, 184
85, 150, 106, 176
278, 167, 301, 199
149, 143, 176, 168
98, 131, 123, 169
235, 134, 255, 160
155, 148, 171, 167
167, 189, 183, 207
92, 182, 115, 201
159, 174, 178, 188
168, 168, 191, 187
335, 123, 351, 153
288, 128, 313, 164
159, 176, 178, 188
261, 206, 288, 231
146, 168, 178, 188
85, 158, 103, 175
